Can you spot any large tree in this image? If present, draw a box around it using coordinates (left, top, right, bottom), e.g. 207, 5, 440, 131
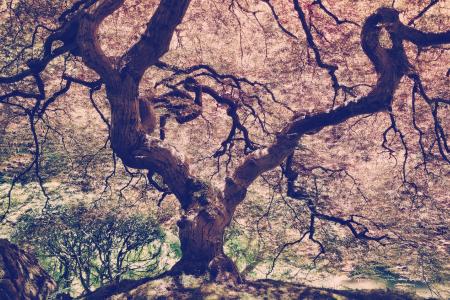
1, 0, 449, 288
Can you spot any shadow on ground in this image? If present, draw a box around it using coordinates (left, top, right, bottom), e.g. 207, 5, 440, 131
83, 275, 428, 300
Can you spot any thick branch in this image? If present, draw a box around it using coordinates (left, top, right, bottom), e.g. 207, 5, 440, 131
121, 0, 191, 82
399, 25, 450, 47
76, 0, 124, 85
130, 140, 193, 208
224, 7, 450, 208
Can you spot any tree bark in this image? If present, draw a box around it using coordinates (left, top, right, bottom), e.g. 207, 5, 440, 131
0, 239, 56, 300
173, 186, 241, 283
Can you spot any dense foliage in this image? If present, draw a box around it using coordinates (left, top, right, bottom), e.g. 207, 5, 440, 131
12, 205, 164, 295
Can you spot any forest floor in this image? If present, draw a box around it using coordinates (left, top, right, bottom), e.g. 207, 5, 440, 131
86, 275, 430, 300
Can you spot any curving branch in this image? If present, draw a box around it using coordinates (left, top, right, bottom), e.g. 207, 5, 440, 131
311, 0, 360, 27
190, 83, 259, 157
261, 0, 298, 39
399, 25, 450, 47
120, 0, 191, 82
75, 0, 124, 85
292, 0, 340, 100
0, 3, 85, 85
1, 0, 194, 222
224, 7, 450, 211
408, 73, 450, 164
155, 61, 283, 109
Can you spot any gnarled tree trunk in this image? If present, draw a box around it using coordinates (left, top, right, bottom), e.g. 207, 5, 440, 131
71, 1, 450, 285
173, 186, 241, 282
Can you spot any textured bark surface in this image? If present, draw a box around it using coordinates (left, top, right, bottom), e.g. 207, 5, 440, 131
172, 186, 241, 283
0, 239, 56, 300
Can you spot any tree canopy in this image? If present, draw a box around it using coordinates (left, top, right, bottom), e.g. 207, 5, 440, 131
0, 0, 449, 298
